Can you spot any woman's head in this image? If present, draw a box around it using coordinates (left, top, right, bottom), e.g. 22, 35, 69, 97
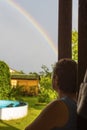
52, 58, 78, 94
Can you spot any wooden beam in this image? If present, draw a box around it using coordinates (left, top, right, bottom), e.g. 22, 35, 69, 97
58, 0, 72, 60
78, 0, 87, 87
78, 1, 87, 129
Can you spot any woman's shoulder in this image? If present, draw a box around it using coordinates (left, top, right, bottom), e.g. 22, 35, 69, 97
42, 99, 69, 127
25, 99, 69, 130
47, 99, 69, 111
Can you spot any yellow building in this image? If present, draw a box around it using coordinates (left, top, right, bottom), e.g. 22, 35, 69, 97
11, 74, 40, 95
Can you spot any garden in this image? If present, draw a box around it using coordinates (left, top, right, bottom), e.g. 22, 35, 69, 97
0, 62, 57, 130
0, 31, 78, 130
0, 96, 47, 130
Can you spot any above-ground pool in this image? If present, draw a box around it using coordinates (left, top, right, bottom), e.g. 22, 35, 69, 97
0, 100, 28, 120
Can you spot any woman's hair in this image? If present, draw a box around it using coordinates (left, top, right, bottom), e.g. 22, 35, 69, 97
53, 58, 78, 93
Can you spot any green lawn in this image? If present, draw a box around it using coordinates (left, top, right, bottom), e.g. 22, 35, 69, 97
0, 96, 47, 130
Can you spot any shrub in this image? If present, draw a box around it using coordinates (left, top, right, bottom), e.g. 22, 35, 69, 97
0, 61, 11, 87
38, 76, 57, 103
0, 85, 23, 100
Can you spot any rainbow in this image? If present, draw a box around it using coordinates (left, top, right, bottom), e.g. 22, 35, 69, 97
6, 0, 57, 56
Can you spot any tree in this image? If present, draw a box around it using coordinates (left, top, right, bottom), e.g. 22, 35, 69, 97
38, 65, 57, 103
0, 61, 11, 87
0, 61, 23, 100
39, 65, 52, 77
72, 31, 78, 61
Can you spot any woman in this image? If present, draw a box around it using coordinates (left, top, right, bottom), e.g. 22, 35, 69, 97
25, 58, 77, 130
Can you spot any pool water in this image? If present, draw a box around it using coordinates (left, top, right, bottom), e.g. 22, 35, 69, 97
0, 100, 28, 120
0, 100, 22, 108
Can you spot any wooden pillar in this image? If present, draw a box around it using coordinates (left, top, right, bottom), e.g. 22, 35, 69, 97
58, 0, 72, 60
78, 0, 87, 87
78, 1, 87, 129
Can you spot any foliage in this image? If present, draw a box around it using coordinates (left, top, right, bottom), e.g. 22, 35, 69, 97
19, 70, 25, 74
0, 61, 11, 87
38, 86, 57, 103
8, 85, 23, 100
72, 31, 78, 61
40, 76, 52, 89
0, 85, 23, 100
29, 72, 39, 77
39, 64, 52, 77
38, 66, 57, 103
27, 86, 38, 96
0, 60, 23, 100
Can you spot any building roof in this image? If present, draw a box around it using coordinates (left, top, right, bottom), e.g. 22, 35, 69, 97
11, 74, 40, 80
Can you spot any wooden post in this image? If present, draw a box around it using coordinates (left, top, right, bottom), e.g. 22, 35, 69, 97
78, 0, 87, 129
58, 0, 72, 60
78, 0, 87, 87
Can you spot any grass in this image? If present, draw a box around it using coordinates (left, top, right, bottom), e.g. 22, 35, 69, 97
0, 96, 47, 130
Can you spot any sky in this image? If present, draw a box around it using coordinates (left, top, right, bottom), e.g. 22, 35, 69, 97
0, 0, 78, 73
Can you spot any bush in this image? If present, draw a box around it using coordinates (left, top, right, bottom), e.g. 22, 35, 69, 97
38, 88, 57, 103
0, 85, 23, 101
38, 76, 57, 103
0, 61, 11, 87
